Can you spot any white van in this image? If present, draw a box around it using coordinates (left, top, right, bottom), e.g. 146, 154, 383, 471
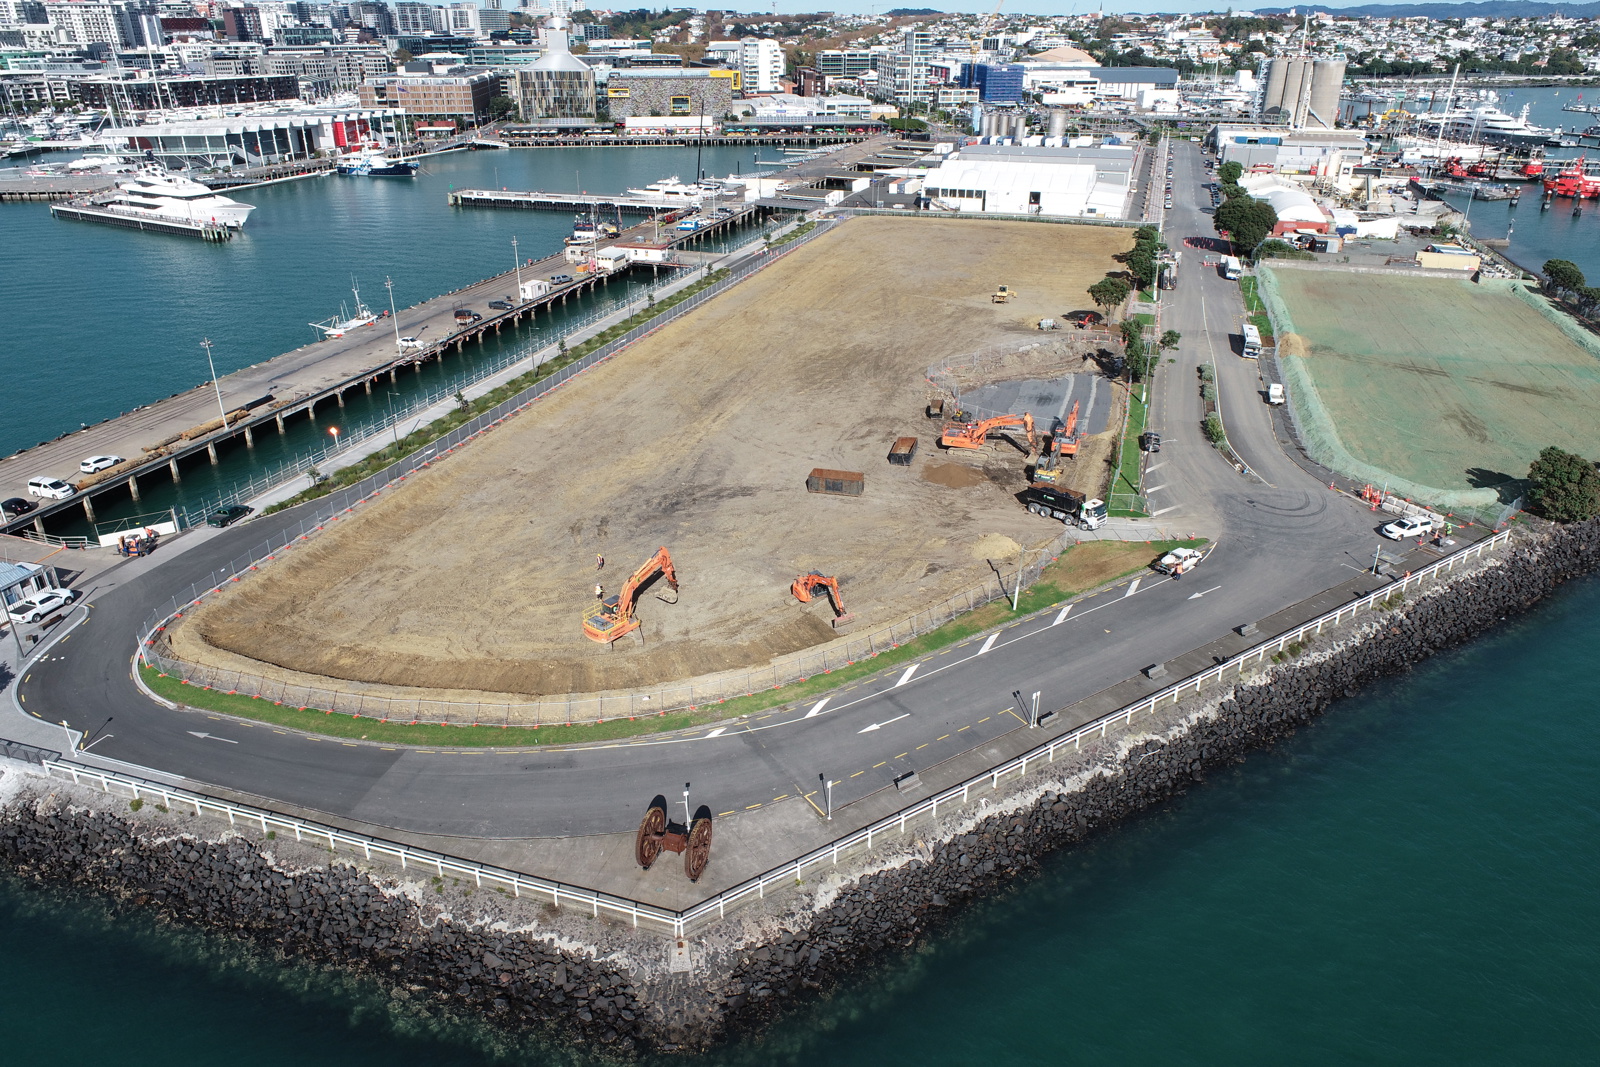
1242, 323, 1263, 359
1221, 255, 1242, 280
1268, 383, 1285, 405
26, 476, 74, 500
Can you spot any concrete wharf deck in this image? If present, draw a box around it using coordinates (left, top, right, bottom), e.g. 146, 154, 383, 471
0, 202, 770, 539
447, 188, 698, 214
0, 173, 117, 202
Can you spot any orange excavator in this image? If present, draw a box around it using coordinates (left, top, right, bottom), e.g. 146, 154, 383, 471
791, 572, 856, 626
939, 411, 1035, 453
1056, 400, 1082, 459
583, 547, 679, 644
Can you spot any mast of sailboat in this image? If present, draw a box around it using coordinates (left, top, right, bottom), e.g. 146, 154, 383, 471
385, 276, 402, 355
1435, 63, 1459, 161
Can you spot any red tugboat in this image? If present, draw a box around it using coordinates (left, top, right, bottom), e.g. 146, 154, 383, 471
1543, 156, 1600, 198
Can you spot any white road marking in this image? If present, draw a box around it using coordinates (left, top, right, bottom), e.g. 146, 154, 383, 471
1052, 605, 1072, 625
1145, 462, 1165, 473
859, 713, 910, 734
186, 731, 238, 744
1145, 484, 1168, 493
1186, 585, 1223, 600
705, 727, 726, 738
1151, 506, 1181, 516
1124, 579, 1141, 598
895, 664, 919, 687
804, 698, 830, 718
979, 634, 998, 654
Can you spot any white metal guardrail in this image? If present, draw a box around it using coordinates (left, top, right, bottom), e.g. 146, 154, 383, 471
33, 527, 1509, 938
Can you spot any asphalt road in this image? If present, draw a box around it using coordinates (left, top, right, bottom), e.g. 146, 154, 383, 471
12, 145, 1391, 840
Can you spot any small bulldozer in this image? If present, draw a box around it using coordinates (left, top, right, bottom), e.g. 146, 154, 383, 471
991, 284, 1013, 304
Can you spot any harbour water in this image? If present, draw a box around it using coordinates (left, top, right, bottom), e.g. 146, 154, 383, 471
0, 144, 766, 532
3, 574, 1597, 1064
3, 125, 1599, 1060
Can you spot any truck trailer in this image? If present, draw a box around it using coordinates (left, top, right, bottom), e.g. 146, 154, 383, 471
1021, 483, 1107, 530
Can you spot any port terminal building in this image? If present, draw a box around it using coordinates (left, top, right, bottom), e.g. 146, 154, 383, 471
1206, 123, 1369, 179
920, 143, 1133, 218
119, 107, 408, 171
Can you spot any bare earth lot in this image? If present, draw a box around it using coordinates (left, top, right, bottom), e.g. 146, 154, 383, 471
176, 217, 1133, 699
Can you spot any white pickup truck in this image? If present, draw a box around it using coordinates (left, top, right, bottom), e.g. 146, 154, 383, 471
1268, 383, 1285, 405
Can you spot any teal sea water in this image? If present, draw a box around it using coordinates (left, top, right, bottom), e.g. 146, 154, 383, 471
3, 575, 1597, 1064
3, 117, 1600, 1061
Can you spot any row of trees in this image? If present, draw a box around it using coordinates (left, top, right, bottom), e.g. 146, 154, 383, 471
1540, 258, 1600, 312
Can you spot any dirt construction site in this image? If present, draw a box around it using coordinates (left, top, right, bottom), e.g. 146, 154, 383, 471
1265, 266, 1600, 500
172, 217, 1135, 702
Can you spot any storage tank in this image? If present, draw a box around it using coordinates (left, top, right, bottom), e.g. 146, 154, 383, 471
1047, 109, 1069, 138
1259, 57, 1289, 122
1011, 114, 1028, 138
981, 112, 1001, 136
1307, 58, 1346, 129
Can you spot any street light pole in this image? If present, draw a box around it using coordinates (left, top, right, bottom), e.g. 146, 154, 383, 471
512, 235, 524, 302
384, 276, 402, 355
200, 337, 228, 429
682, 782, 692, 828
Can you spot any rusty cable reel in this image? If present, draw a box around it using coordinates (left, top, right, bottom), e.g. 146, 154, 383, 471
684, 814, 713, 883
635, 801, 667, 870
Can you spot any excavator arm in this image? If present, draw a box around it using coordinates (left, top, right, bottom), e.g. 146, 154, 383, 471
583, 547, 679, 644
791, 572, 846, 616
1057, 400, 1081, 457
940, 411, 1034, 451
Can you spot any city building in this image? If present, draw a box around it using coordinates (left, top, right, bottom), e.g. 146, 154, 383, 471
739, 37, 782, 94
394, 2, 442, 36
77, 72, 300, 110
1208, 123, 1369, 178
815, 48, 875, 78
121, 106, 408, 169
604, 67, 733, 120
358, 68, 495, 128
962, 62, 1023, 103
920, 143, 1133, 218
42, 1, 126, 47
511, 15, 593, 127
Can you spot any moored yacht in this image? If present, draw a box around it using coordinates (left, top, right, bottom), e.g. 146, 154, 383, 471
50, 168, 255, 239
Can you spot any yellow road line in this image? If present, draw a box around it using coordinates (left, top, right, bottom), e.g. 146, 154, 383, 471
1005, 707, 1029, 725
801, 791, 826, 817
938, 734, 950, 741
895, 752, 908, 759
957, 725, 971, 732
773, 794, 789, 802
978, 716, 991, 723
745, 803, 762, 810
850, 770, 865, 778
916, 743, 929, 750
718, 810, 736, 817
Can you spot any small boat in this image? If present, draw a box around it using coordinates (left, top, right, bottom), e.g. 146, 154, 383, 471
625, 176, 706, 203
310, 280, 381, 338
565, 216, 597, 245
336, 148, 418, 177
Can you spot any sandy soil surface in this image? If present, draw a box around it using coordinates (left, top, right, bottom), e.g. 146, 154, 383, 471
175, 217, 1132, 698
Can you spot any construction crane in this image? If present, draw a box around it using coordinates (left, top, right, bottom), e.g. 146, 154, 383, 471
583, 547, 679, 644
971, 0, 1004, 55
791, 572, 855, 624
940, 411, 1035, 453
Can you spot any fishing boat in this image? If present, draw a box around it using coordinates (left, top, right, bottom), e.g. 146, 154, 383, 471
310, 280, 382, 338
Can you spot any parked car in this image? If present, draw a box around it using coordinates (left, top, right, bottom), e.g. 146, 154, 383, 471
1154, 546, 1204, 578
79, 454, 124, 474
488, 299, 514, 311
206, 504, 254, 528
0, 497, 34, 518
1140, 431, 1162, 453
453, 308, 481, 325
1381, 515, 1441, 540
6, 587, 76, 624
26, 476, 74, 500
550, 274, 574, 285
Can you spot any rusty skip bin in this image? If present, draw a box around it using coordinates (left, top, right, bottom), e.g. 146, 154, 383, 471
806, 468, 865, 497
888, 437, 918, 466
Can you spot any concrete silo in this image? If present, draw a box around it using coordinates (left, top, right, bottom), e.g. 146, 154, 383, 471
1307, 58, 1346, 128
1047, 109, 1069, 138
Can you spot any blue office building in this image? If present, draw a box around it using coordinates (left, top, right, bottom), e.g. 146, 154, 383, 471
961, 62, 1024, 104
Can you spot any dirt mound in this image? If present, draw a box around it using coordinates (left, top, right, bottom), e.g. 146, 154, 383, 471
1278, 332, 1311, 359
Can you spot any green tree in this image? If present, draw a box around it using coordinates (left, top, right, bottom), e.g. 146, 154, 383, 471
393, 48, 413, 63
1543, 258, 1586, 294
1126, 244, 1159, 290
1157, 329, 1181, 352
1218, 160, 1243, 184
1527, 446, 1600, 522
488, 95, 519, 121
1088, 275, 1132, 317
1214, 195, 1279, 254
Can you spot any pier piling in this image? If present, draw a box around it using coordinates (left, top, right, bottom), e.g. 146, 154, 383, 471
127, 476, 140, 502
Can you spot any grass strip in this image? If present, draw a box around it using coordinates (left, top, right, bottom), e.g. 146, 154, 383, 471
264, 269, 731, 515
1109, 390, 1150, 517
145, 540, 1200, 747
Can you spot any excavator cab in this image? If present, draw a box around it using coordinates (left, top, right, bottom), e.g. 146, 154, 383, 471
791, 572, 856, 627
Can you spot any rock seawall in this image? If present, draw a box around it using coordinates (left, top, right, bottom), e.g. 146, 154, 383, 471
3, 521, 1598, 1055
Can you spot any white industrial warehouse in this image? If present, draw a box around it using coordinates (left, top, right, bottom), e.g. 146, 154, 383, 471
920, 143, 1132, 218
